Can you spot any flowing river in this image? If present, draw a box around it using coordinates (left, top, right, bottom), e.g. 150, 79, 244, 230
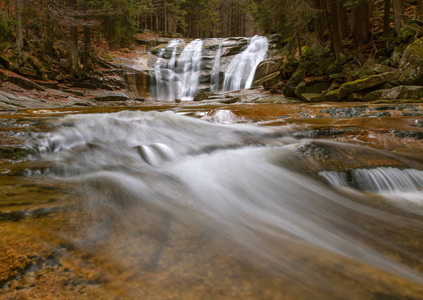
1, 102, 423, 299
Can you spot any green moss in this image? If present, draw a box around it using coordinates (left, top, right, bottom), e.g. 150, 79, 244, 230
0, 147, 29, 160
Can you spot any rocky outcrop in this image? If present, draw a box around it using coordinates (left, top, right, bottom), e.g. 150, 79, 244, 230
252, 56, 283, 87
94, 91, 130, 101
295, 80, 331, 101
364, 85, 423, 101
338, 72, 396, 100
397, 37, 423, 85
8, 75, 45, 91
283, 68, 305, 97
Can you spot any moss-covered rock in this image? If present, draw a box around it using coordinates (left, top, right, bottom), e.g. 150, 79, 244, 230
262, 72, 281, 90
295, 80, 331, 101
0, 54, 10, 69
338, 72, 396, 100
364, 85, 423, 101
325, 89, 341, 102
300, 93, 325, 102
283, 68, 305, 97
279, 58, 298, 80
0, 147, 29, 160
397, 37, 423, 85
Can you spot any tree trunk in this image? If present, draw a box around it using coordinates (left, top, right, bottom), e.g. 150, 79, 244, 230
42, 0, 54, 57
15, 0, 24, 55
68, 0, 78, 76
392, 0, 404, 34
351, 0, 371, 47
338, 0, 350, 39
418, 0, 423, 18
83, 26, 91, 72
328, 0, 344, 60
383, 0, 390, 38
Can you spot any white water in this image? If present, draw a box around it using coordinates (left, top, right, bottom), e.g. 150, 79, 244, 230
149, 36, 269, 100
150, 39, 202, 101
320, 167, 423, 214
211, 43, 223, 92
222, 35, 269, 91
178, 39, 203, 100
31, 110, 423, 295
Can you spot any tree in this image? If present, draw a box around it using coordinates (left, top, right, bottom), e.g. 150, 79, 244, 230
392, 0, 404, 34
15, 0, 23, 56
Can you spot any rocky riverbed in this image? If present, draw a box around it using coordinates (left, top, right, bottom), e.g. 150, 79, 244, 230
0, 99, 422, 299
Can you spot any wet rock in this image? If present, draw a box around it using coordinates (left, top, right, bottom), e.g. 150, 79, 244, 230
397, 37, 423, 85
394, 130, 423, 140
7, 76, 45, 91
193, 91, 211, 102
296, 141, 408, 171
94, 91, 129, 101
0, 147, 29, 160
283, 68, 305, 97
338, 72, 396, 100
322, 106, 368, 118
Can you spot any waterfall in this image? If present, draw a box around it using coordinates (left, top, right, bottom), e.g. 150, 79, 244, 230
149, 36, 269, 101
222, 35, 269, 92
178, 39, 203, 101
211, 43, 222, 92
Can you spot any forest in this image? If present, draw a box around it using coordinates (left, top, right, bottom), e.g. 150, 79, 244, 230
0, 0, 422, 79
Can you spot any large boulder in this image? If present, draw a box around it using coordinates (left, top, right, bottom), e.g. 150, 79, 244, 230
295, 79, 331, 101
8, 75, 45, 91
338, 72, 396, 100
397, 37, 423, 85
262, 72, 281, 89
252, 56, 283, 87
283, 68, 305, 97
364, 85, 423, 101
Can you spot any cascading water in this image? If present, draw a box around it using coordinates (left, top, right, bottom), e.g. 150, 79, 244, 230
320, 167, 423, 214
222, 35, 269, 91
30, 109, 423, 297
178, 39, 203, 100
211, 43, 223, 92
149, 36, 269, 101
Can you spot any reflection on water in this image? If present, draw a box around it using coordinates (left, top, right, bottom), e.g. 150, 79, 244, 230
1, 106, 423, 299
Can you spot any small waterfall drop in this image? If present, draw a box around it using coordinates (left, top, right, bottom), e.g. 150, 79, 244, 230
320, 167, 423, 214
211, 43, 223, 92
222, 35, 269, 92
178, 39, 203, 100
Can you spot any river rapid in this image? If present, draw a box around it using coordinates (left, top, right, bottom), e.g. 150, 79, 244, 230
1, 102, 423, 299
